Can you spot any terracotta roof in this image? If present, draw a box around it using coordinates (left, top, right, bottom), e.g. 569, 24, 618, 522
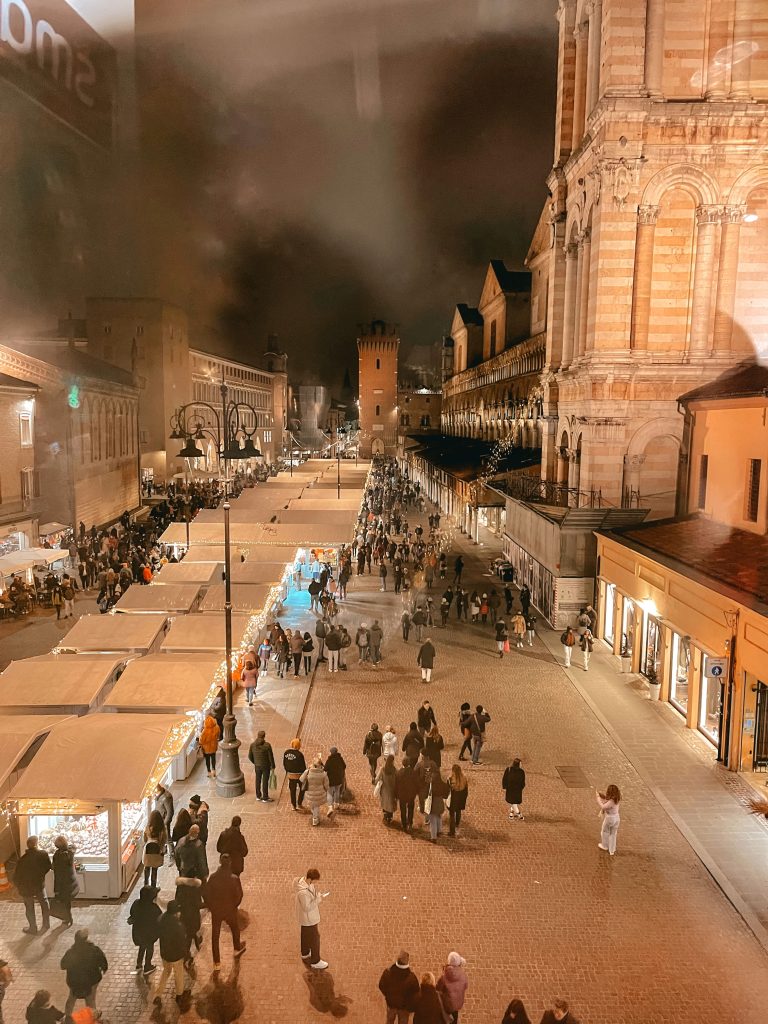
678, 361, 768, 405
0, 372, 38, 390
606, 515, 768, 612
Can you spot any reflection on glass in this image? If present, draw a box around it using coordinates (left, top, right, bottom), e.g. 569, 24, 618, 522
643, 617, 661, 681
604, 583, 615, 645
699, 656, 722, 743
670, 633, 690, 714
621, 597, 635, 656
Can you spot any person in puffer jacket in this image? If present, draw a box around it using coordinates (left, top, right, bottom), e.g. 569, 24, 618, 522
437, 951, 469, 1023
300, 756, 329, 826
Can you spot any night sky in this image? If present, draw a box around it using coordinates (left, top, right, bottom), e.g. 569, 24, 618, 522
5, 0, 558, 389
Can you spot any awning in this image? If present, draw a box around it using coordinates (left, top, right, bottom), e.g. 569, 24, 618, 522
0, 548, 67, 575
230, 560, 291, 585
0, 716, 71, 791
183, 545, 249, 562
38, 522, 70, 536
161, 612, 254, 653
103, 655, 223, 713
286, 498, 361, 511
0, 654, 124, 713
151, 561, 222, 586
159, 521, 353, 547
10, 714, 193, 806
57, 613, 168, 653
114, 583, 200, 614
198, 582, 273, 614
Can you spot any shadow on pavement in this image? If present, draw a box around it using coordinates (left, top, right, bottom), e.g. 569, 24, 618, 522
303, 969, 351, 1017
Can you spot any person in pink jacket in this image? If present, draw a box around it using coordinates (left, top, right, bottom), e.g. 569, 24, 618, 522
436, 951, 468, 1023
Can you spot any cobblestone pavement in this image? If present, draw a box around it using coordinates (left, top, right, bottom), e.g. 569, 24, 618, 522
2, 515, 768, 1023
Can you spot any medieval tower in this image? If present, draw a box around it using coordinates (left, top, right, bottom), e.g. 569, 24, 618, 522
357, 320, 399, 457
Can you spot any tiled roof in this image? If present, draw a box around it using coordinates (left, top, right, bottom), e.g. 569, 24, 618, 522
489, 259, 531, 294
607, 515, 768, 612
455, 304, 483, 327
678, 361, 768, 405
0, 372, 38, 390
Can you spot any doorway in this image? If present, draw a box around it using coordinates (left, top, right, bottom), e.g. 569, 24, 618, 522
754, 682, 768, 771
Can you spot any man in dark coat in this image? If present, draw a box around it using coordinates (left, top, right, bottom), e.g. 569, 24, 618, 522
324, 747, 347, 813
204, 854, 247, 970
152, 901, 189, 1008
216, 816, 249, 876
174, 824, 208, 880
13, 836, 51, 935
60, 928, 108, 1015
394, 760, 420, 833
248, 730, 276, 802
379, 950, 419, 1021
417, 639, 436, 683
417, 700, 437, 737
539, 998, 581, 1024
401, 723, 423, 765
127, 885, 161, 975
154, 784, 174, 833
363, 724, 383, 783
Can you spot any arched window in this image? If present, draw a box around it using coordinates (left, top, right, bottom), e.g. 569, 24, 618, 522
375, 404, 381, 416
375, 358, 381, 370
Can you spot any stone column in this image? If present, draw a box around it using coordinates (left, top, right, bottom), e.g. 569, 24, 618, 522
690, 205, 721, 357
730, 0, 752, 99
644, 0, 665, 97
630, 205, 659, 351
561, 242, 579, 368
567, 448, 580, 507
585, 0, 602, 116
571, 21, 588, 151
713, 206, 744, 353
577, 229, 592, 357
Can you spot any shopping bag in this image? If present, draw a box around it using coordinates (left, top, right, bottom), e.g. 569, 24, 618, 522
503, 639, 510, 653
373, 779, 383, 798
269, 769, 277, 791
48, 896, 69, 921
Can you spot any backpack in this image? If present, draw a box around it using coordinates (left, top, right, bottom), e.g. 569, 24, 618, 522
367, 734, 382, 759
560, 630, 574, 646
63, 586, 74, 600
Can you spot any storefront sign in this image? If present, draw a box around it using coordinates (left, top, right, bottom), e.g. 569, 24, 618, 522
0, 0, 116, 148
705, 657, 727, 678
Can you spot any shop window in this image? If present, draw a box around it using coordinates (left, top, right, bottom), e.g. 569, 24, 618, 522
745, 458, 761, 522
670, 633, 691, 715
698, 454, 708, 509
621, 597, 635, 657
699, 655, 722, 745
375, 404, 381, 416
603, 583, 616, 646
376, 358, 381, 370
642, 615, 662, 682
754, 682, 768, 770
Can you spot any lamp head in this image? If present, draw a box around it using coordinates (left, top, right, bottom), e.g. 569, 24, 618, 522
178, 438, 204, 459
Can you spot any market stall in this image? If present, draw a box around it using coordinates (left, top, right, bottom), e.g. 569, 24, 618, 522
0, 715, 70, 864
183, 545, 249, 563
286, 498, 361, 511
199, 582, 273, 614
11, 714, 193, 898
103, 655, 222, 778
57, 614, 168, 654
230, 560, 294, 586
0, 547, 68, 592
114, 583, 201, 614
151, 561, 222, 586
161, 612, 254, 655
0, 654, 125, 715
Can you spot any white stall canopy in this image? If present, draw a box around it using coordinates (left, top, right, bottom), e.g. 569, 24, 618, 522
161, 522, 352, 547
57, 614, 167, 654
103, 655, 222, 714
0, 654, 125, 714
151, 561, 222, 586
10, 714, 192, 806
199, 583, 272, 614
114, 583, 200, 614
286, 498, 361, 511
229, 561, 291, 585
0, 716, 70, 795
274, 508, 357, 528
0, 548, 66, 576
161, 612, 253, 654
182, 545, 249, 563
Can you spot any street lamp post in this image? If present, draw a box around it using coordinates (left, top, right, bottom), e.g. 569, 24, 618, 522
325, 423, 347, 499
170, 378, 262, 799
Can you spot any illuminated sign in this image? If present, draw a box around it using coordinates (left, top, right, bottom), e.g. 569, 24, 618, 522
0, 0, 116, 148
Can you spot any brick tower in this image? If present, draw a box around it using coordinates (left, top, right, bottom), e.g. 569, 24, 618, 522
357, 320, 399, 457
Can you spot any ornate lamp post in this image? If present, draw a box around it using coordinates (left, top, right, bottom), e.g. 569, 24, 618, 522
169, 379, 262, 798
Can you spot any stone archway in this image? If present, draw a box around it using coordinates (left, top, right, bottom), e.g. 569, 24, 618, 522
371, 437, 385, 455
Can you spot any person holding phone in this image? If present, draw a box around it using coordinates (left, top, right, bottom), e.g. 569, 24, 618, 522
294, 868, 329, 970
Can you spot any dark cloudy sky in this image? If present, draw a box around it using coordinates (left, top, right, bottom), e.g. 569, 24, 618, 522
131, 0, 558, 387
2, 0, 557, 389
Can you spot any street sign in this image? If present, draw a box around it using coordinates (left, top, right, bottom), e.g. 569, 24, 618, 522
705, 657, 727, 678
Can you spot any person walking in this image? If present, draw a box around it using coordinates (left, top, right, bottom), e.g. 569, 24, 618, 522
458, 704, 473, 761
290, 629, 305, 676
379, 562, 388, 591
437, 952, 469, 1023
60, 929, 108, 1017
382, 725, 399, 760
324, 746, 347, 815
511, 610, 526, 650
302, 632, 314, 675
142, 810, 167, 889
369, 619, 384, 667
395, 758, 420, 834
401, 609, 411, 642
155, 784, 174, 844
560, 626, 576, 668
241, 658, 259, 706
356, 622, 370, 663
51, 836, 78, 928
284, 739, 307, 811
453, 556, 464, 585
402, 722, 424, 764
447, 764, 468, 837
519, 584, 531, 617
412, 606, 427, 643
424, 725, 444, 769
417, 638, 436, 683
14, 836, 51, 935
378, 951, 419, 1024
127, 885, 161, 976
494, 619, 509, 658
174, 874, 203, 968
258, 637, 272, 677
580, 628, 594, 671
362, 722, 382, 781
294, 868, 328, 970
503, 758, 526, 821
174, 824, 207, 881
413, 972, 446, 1023
276, 631, 290, 678
301, 756, 330, 826
170, 807, 192, 857
216, 817, 248, 876
596, 784, 621, 855
248, 730, 276, 803
25, 990, 64, 1024
204, 854, 247, 970
470, 705, 491, 765
417, 700, 437, 738
375, 754, 398, 825
525, 611, 537, 647
151, 902, 189, 1009
502, 999, 532, 1024
198, 715, 219, 777
425, 769, 448, 843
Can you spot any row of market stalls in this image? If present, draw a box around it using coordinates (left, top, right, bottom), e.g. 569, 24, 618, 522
0, 459, 371, 897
